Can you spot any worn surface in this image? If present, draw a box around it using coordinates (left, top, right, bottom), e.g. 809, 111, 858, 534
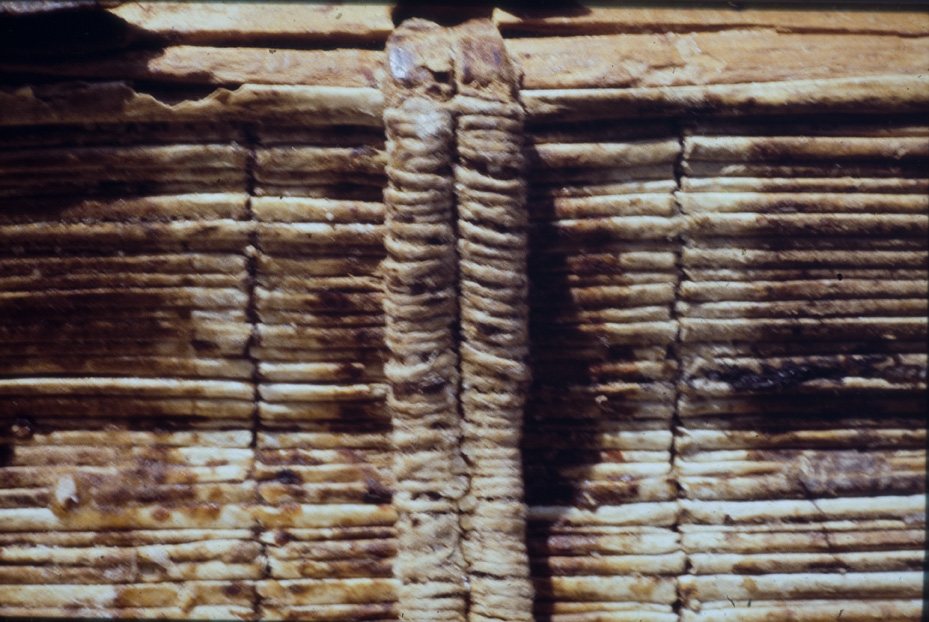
0, 3, 926, 621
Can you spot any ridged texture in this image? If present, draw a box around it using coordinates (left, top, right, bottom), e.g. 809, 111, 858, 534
455, 95, 533, 622
378, 19, 537, 621
1, 5, 926, 621
0, 117, 261, 619
380, 19, 469, 622
455, 91, 532, 621
250, 120, 396, 622
382, 97, 469, 622
674, 115, 928, 622
451, 20, 534, 620
522, 118, 683, 622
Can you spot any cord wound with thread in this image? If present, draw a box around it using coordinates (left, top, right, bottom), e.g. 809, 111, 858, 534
381, 17, 534, 622
382, 19, 469, 622
453, 19, 534, 622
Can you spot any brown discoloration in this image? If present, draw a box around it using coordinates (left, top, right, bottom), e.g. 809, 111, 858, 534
223, 582, 245, 598
362, 477, 393, 505
707, 359, 849, 393
257, 450, 322, 467
337, 362, 368, 382
227, 542, 261, 564
311, 290, 380, 313
383, 18, 455, 106
261, 481, 378, 505
0, 13, 925, 622
8, 417, 36, 440
179, 502, 223, 521
0, 487, 47, 507
276, 559, 392, 579
452, 19, 522, 101
267, 468, 300, 486
362, 538, 398, 559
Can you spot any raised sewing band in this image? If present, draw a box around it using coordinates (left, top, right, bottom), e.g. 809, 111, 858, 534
381, 17, 533, 622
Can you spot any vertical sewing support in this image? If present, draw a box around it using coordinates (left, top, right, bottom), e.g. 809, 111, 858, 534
382, 17, 534, 622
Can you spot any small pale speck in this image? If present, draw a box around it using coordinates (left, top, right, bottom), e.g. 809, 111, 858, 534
55, 474, 79, 508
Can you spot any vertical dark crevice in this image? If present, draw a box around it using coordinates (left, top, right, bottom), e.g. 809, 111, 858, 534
242, 122, 261, 430
241, 122, 268, 619
668, 116, 690, 622
450, 109, 472, 622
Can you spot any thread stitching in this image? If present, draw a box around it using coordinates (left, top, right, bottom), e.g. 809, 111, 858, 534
381, 17, 533, 622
